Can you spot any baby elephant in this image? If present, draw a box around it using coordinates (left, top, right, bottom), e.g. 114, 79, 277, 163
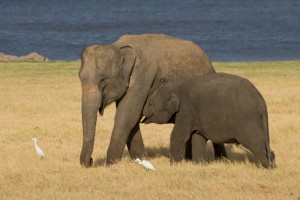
143, 73, 275, 168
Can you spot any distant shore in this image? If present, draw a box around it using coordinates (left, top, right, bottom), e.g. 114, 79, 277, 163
0, 52, 48, 62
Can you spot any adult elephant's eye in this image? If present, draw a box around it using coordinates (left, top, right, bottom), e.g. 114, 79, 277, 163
99, 78, 105, 84
98, 78, 106, 88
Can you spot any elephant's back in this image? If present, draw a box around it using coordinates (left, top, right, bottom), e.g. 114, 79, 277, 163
187, 73, 265, 122
114, 34, 214, 79
186, 73, 259, 101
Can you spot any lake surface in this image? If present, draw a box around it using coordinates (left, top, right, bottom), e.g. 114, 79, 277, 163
0, 0, 299, 61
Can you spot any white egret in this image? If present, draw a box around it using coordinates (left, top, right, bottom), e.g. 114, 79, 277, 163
32, 138, 45, 159
135, 158, 155, 171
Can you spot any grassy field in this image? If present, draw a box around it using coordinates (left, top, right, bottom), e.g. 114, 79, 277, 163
0, 61, 299, 200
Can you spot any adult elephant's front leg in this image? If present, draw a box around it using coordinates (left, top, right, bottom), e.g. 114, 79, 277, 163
106, 56, 157, 165
114, 101, 145, 160
106, 95, 144, 165
126, 123, 145, 159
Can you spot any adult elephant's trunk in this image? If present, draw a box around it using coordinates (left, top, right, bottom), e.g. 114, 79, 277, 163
80, 86, 102, 167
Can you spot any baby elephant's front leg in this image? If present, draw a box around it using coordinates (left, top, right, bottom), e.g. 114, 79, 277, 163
170, 123, 192, 163
191, 132, 207, 163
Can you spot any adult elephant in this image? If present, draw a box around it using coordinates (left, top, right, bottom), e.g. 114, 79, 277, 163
79, 34, 225, 167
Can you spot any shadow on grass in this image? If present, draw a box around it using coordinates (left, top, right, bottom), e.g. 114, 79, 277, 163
93, 144, 255, 167
221, 144, 255, 164
94, 158, 107, 167
145, 146, 170, 158
93, 146, 170, 167
145, 143, 255, 164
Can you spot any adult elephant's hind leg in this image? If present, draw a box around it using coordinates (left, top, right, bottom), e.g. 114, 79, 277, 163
126, 123, 145, 159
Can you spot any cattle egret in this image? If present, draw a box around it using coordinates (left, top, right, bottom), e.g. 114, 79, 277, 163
135, 158, 155, 170
32, 138, 45, 159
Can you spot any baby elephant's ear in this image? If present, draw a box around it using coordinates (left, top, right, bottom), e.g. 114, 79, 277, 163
166, 93, 180, 116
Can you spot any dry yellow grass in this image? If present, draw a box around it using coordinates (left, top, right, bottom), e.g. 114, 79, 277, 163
0, 61, 299, 200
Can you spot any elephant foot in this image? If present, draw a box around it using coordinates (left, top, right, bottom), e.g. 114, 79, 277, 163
81, 157, 93, 168
106, 139, 126, 165
106, 159, 119, 166
170, 155, 185, 164
170, 160, 179, 166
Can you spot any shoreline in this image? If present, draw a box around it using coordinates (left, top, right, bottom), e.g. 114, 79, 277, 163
0, 52, 299, 63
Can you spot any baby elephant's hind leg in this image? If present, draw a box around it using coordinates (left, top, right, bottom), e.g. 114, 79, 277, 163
191, 132, 207, 163
249, 143, 273, 168
239, 130, 272, 168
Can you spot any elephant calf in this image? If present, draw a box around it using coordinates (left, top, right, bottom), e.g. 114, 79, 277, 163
143, 73, 275, 168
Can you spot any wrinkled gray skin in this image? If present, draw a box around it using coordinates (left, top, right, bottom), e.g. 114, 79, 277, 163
79, 34, 226, 167
143, 73, 275, 168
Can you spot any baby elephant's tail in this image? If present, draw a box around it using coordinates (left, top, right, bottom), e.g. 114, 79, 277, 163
256, 88, 275, 168
263, 109, 276, 168
263, 108, 275, 168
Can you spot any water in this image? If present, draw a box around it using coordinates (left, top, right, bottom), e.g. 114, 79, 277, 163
0, 0, 299, 61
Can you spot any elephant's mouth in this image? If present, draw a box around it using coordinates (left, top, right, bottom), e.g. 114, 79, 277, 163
99, 104, 105, 115
99, 95, 114, 115
141, 114, 176, 124
99, 96, 107, 115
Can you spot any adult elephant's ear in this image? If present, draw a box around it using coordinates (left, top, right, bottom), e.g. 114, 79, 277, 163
166, 93, 180, 117
120, 46, 137, 83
